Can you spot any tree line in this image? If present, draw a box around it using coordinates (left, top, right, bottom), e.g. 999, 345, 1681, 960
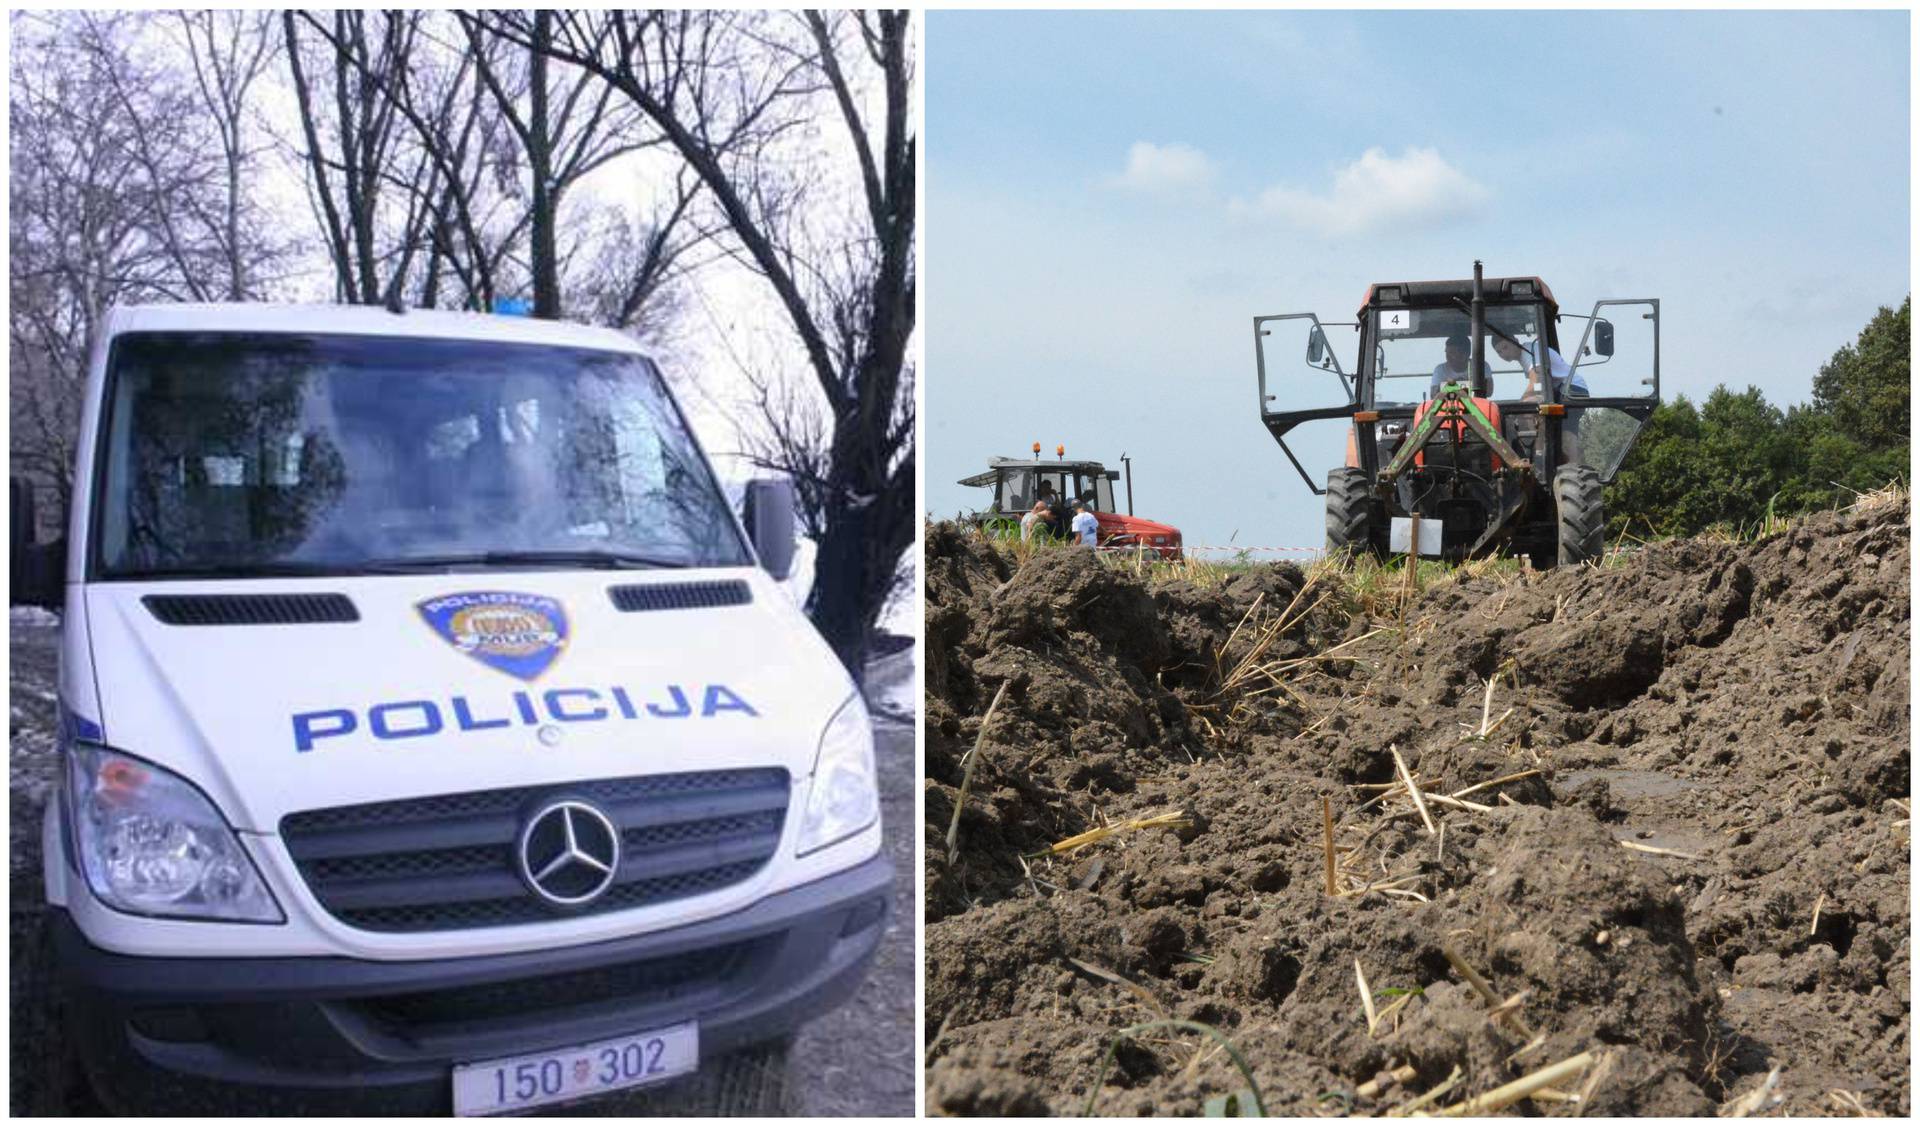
1605, 297, 1909, 540
8, 9, 913, 673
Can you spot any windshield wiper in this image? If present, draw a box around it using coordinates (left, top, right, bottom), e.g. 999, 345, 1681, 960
358, 550, 693, 573
107, 561, 423, 580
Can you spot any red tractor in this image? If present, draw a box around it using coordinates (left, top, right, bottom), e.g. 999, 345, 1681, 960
959, 444, 1184, 559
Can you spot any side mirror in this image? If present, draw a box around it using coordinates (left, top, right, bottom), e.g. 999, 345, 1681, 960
742, 477, 796, 581
1105, 470, 1119, 482
1593, 319, 1615, 357
10, 477, 64, 609
1306, 326, 1327, 366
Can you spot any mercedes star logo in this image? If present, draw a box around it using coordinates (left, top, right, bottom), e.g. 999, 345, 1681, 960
517, 799, 621, 907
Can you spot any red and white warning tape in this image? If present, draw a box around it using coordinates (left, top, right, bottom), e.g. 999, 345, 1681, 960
1095, 544, 1327, 557
1184, 544, 1327, 556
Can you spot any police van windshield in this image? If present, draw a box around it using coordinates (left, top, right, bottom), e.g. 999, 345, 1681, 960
93, 332, 752, 579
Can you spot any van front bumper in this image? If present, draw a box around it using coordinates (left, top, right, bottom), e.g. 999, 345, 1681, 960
51, 853, 891, 1115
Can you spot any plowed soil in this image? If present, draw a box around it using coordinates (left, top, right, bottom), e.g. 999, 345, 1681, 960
923, 500, 1910, 1117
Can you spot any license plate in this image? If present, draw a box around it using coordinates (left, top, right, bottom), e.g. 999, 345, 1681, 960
1389, 516, 1445, 556
452, 1022, 698, 1116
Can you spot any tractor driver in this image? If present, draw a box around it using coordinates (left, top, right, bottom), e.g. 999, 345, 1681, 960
1429, 333, 1492, 398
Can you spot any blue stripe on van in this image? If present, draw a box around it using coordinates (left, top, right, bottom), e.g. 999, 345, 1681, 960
61, 704, 103, 744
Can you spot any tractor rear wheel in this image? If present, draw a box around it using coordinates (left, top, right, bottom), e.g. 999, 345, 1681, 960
1552, 463, 1605, 566
1325, 468, 1384, 559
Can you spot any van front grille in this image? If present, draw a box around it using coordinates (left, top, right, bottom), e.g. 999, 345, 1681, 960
280, 769, 789, 933
355, 938, 770, 1031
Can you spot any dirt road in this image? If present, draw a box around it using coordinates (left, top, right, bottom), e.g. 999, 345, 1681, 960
8, 613, 914, 1116
924, 498, 1908, 1116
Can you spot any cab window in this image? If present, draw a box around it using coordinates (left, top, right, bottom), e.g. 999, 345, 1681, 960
997, 468, 1034, 513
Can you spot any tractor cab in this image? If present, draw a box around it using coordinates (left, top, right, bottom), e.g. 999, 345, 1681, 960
958, 446, 1184, 558
1254, 265, 1660, 566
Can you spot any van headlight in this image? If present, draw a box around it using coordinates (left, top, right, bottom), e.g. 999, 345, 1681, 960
66, 744, 282, 922
796, 694, 879, 856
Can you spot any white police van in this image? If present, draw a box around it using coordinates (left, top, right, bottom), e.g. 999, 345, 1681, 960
9, 303, 891, 1114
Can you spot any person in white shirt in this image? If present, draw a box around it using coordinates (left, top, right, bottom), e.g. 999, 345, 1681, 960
1429, 333, 1492, 398
1492, 335, 1588, 401
1492, 334, 1588, 461
1019, 500, 1047, 542
1070, 499, 1100, 549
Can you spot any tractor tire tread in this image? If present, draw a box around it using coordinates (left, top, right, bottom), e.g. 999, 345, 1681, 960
1325, 468, 1380, 558
1553, 463, 1606, 566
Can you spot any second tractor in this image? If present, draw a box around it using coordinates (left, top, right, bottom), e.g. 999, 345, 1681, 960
958, 444, 1184, 558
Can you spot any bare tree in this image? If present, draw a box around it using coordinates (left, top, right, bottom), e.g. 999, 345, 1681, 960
452, 11, 646, 319
283, 11, 703, 331
9, 8, 834, 564
493, 10, 917, 674
172, 10, 284, 299
739, 364, 833, 542
8, 12, 263, 516
564, 168, 706, 337
282, 10, 450, 306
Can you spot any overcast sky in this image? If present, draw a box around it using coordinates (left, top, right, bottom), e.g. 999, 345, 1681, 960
925, 9, 1910, 552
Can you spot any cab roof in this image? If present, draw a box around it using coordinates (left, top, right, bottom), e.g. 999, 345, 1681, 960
957, 456, 1110, 488
102, 302, 647, 356
1359, 276, 1557, 317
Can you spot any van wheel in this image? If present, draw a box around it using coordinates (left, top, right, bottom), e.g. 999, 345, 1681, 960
1553, 464, 1605, 566
1325, 468, 1384, 559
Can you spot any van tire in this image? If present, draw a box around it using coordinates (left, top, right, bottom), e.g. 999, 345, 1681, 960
1325, 468, 1385, 559
1553, 464, 1606, 566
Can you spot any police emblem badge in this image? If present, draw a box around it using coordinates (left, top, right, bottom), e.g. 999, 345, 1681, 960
418, 591, 570, 681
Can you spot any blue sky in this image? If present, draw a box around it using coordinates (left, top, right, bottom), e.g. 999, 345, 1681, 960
926, 9, 1910, 551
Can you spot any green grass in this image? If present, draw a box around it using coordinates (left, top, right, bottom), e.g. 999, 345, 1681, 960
1301, 550, 1527, 620
1628, 481, 1906, 550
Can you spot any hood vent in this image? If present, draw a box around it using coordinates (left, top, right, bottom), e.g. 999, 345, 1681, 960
143, 593, 359, 626
608, 580, 752, 613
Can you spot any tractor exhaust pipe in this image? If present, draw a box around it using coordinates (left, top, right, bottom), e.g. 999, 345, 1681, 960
1470, 260, 1485, 397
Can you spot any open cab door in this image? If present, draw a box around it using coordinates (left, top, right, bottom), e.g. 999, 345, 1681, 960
1255, 313, 1358, 496
1564, 299, 1660, 482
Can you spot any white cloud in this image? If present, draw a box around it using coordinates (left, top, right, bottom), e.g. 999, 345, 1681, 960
1235, 146, 1489, 236
1109, 141, 1216, 192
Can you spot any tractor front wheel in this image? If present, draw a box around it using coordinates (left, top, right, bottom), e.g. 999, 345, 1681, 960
1552, 464, 1605, 566
1326, 468, 1385, 559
